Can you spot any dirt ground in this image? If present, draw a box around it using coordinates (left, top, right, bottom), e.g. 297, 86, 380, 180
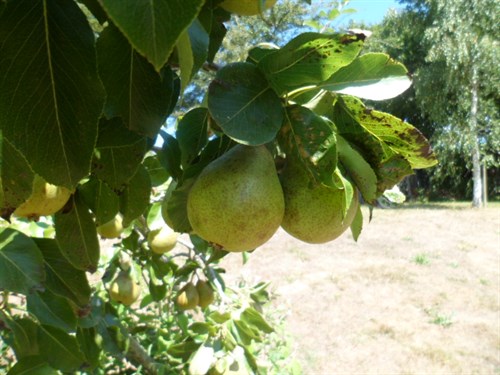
222, 203, 500, 375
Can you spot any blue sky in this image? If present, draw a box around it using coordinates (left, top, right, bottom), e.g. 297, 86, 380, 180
333, 0, 403, 25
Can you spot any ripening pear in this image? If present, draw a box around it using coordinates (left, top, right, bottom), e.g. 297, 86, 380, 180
196, 280, 215, 308
97, 214, 124, 239
219, 0, 277, 16
13, 175, 72, 218
147, 225, 179, 254
176, 282, 199, 310
280, 159, 359, 244
109, 271, 141, 306
187, 145, 284, 252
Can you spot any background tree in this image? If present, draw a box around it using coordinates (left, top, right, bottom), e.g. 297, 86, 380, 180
363, 0, 499, 203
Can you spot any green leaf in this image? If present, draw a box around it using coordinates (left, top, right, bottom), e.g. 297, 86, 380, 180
321, 53, 412, 100
177, 20, 209, 94
34, 238, 91, 308
158, 132, 183, 180
95, 320, 127, 356
119, 164, 152, 227
350, 204, 363, 241
247, 45, 280, 65
0, 314, 40, 359
148, 277, 167, 302
0, 0, 105, 188
208, 62, 284, 145
78, 296, 106, 329
233, 320, 259, 345
355, 106, 438, 169
336, 135, 378, 203
99, 0, 205, 71
176, 108, 210, 168
258, 32, 365, 96
167, 341, 200, 361
162, 178, 196, 233
281, 105, 337, 187
0, 136, 34, 218
6, 355, 55, 375
93, 118, 148, 191
334, 169, 355, 218
241, 308, 274, 334
54, 194, 100, 273
37, 325, 86, 373
208, 311, 231, 324
146, 202, 164, 230
189, 343, 215, 375
79, 177, 120, 225
177, 30, 194, 95
27, 289, 77, 333
375, 154, 413, 194
333, 96, 436, 190
0, 228, 45, 294
198, 3, 230, 62
143, 155, 170, 187
76, 327, 101, 370
97, 24, 178, 137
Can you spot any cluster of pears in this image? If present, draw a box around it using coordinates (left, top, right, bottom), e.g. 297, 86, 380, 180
187, 145, 359, 251
176, 279, 215, 310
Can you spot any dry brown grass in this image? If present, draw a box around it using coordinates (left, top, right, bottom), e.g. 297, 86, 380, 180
222, 202, 500, 375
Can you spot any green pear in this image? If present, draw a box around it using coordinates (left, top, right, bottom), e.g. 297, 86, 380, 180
97, 214, 123, 239
176, 282, 199, 310
13, 175, 73, 218
187, 145, 284, 252
219, 0, 277, 16
147, 225, 179, 254
196, 280, 215, 308
109, 271, 141, 306
280, 159, 359, 244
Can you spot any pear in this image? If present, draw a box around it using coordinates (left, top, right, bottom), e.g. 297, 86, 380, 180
280, 159, 359, 244
13, 175, 72, 218
147, 225, 179, 254
109, 271, 141, 306
187, 145, 284, 252
97, 214, 123, 239
176, 282, 199, 310
196, 280, 215, 308
219, 0, 277, 16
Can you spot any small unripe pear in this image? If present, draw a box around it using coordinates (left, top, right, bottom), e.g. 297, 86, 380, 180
13, 175, 72, 218
196, 280, 215, 308
147, 225, 179, 254
176, 282, 199, 310
97, 214, 123, 239
109, 271, 141, 306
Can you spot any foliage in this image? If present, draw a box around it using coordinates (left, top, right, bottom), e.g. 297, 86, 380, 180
0, 0, 436, 373
363, 0, 500, 201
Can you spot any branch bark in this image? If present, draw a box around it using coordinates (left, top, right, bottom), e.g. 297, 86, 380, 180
126, 335, 159, 375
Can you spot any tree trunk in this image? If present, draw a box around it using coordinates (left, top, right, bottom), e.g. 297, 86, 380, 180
470, 65, 482, 208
